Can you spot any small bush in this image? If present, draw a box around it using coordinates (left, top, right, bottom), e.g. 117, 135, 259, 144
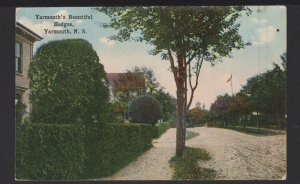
16, 123, 86, 180
128, 95, 163, 125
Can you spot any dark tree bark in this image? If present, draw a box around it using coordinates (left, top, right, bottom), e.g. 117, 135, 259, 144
176, 50, 186, 156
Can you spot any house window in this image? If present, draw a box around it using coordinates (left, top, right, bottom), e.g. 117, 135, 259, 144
15, 41, 22, 73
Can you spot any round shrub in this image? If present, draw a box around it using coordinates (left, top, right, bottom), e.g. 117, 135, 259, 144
128, 95, 163, 125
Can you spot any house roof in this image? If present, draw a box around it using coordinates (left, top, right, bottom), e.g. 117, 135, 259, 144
16, 22, 43, 42
106, 73, 145, 89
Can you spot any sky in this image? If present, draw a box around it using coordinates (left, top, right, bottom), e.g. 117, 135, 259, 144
16, 6, 286, 109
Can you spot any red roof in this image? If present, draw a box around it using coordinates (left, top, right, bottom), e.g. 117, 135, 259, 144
106, 73, 145, 89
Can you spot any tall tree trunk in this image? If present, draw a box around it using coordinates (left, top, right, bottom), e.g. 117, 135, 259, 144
176, 84, 185, 156
175, 50, 186, 157
167, 47, 186, 157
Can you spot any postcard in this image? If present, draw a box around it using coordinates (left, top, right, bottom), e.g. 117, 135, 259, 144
15, 6, 286, 180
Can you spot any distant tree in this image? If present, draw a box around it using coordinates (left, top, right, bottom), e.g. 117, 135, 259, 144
96, 6, 251, 156
127, 66, 160, 95
241, 66, 286, 116
111, 100, 128, 121
240, 53, 286, 128
187, 107, 209, 126
210, 94, 232, 126
29, 39, 110, 124
228, 93, 253, 128
209, 53, 286, 128
128, 95, 163, 125
152, 88, 176, 122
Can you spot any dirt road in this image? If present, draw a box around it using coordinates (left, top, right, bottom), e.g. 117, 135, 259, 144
188, 127, 286, 180
100, 127, 286, 180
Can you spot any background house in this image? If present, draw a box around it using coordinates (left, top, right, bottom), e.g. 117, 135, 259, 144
106, 73, 145, 120
106, 73, 146, 100
15, 22, 42, 118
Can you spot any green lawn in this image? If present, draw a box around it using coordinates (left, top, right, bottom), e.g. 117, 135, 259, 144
169, 147, 217, 180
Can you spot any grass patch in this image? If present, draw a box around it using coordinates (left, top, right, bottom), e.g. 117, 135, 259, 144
185, 130, 199, 140
224, 126, 285, 136
169, 147, 217, 180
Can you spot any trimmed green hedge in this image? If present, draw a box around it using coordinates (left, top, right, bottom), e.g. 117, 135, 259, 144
16, 123, 86, 180
83, 123, 156, 178
155, 121, 171, 138
16, 123, 157, 180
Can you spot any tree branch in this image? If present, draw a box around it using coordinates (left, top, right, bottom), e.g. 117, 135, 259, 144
185, 38, 203, 66
184, 57, 188, 110
167, 48, 179, 86
186, 54, 204, 110
186, 51, 197, 66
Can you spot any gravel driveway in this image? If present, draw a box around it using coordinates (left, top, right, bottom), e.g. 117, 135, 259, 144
99, 127, 286, 180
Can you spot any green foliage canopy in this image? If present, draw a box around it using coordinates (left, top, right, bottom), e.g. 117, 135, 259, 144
210, 93, 232, 118
29, 39, 109, 124
241, 61, 287, 117
187, 108, 210, 126
228, 93, 253, 115
97, 6, 250, 63
152, 88, 176, 121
